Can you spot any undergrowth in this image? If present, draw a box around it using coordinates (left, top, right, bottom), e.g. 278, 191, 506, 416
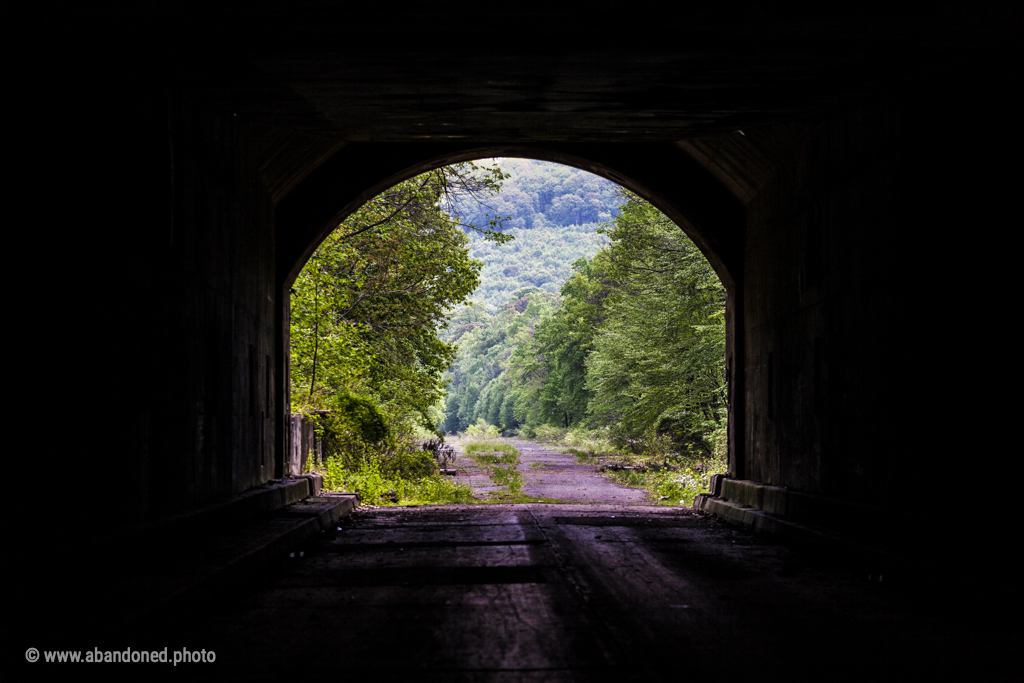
608, 459, 725, 506
320, 457, 474, 505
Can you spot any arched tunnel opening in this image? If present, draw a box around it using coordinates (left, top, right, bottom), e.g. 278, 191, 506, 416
11, 5, 1022, 680
285, 155, 733, 510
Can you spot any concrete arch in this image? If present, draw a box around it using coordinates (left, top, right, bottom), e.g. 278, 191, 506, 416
274, 142, 749, 479
276, 143, 745, 292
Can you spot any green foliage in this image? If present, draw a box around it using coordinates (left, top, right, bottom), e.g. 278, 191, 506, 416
503, 255, 614, 430
295, 157, 729, 508
291, 161, 508, 442
464, 441, 519, 458
313, 394, 392, 460
584, 193, 726, 442
322, 457, 474, 506
567, 448, 598, 463
459, 224, 609, 312
496, 189, 727, 456
654, 409, 723, 457
443, 159, 617, 315
453, 158, 621, 239
291, 162, 512, 508
608, 455, 727, 506
529, 424, 567, 442
491, 464, 524, 493
469, 453, 516, 466
710, 419, 729, 461
462, 418, 502, 438
441, 291, 561, 434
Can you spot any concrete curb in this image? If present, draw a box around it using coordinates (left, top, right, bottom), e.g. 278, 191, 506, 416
115, 486, 358, 629
692, 478, 918, 567
134, 474, 325, 540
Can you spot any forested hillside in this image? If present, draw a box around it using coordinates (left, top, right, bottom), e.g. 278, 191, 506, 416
452, 159, 618, 312
453, 158, 621, 234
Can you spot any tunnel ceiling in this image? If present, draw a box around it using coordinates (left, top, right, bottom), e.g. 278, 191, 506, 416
136, 3, 1018, 142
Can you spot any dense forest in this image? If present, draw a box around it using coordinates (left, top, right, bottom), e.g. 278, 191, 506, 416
443, 183, 727, 458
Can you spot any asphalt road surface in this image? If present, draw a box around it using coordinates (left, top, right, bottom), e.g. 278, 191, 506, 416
450, 437, 653, 504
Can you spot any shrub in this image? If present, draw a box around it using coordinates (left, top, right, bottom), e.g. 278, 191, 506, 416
305, 393, 395, 471
531, 424, 567, 442
378, 448, 437, 479
330, 393, 391, 442
609, 456, 727, 506
463, 418, 502, 438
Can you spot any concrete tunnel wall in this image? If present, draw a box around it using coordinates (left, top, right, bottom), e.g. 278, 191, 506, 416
17, 42, 1017, 568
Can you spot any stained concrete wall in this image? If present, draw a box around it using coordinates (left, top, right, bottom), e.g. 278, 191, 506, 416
157, 97, 279, 511
685, 90, 1017, 548
20, 75, 283, 538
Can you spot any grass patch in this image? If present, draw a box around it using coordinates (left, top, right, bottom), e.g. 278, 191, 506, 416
529, 462, 547, 469
462, 440, 529, 497
468, 452, 519, 466
491, 464, 524, 492
320, 457, 474, 506
481, 492, 567, 504
464, 441, 519, 456
565, 448, 606, 464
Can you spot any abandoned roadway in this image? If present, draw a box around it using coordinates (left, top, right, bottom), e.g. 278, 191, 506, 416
117, 443, 1018, 682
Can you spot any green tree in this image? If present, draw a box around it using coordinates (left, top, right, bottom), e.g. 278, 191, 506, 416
290, 162, 508, 438
505, 256, 614, 428
585, 192, 726, 451
441, 288, 559, 433
498, 190, 726, 453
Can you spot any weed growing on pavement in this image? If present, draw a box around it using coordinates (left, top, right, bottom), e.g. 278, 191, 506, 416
491, 464, 524, 493
468, 452, 519, 466
463, 441, 530, 498
566, 448, 600, 463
